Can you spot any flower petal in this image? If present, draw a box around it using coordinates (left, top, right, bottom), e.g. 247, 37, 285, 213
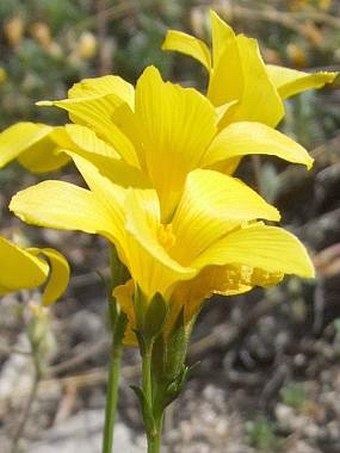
67, 149, 150, 190
10, 180, 119, 243
38, 95, 139, 167
162, 30, 211, 71
68, 74, 134, 109
0, 122, 70, 172
52, 124, 121, 159
28, 247, 70, 305
135, 66, 217, 220
207, 11, 243, 106
68, 153, 128, 243
171, 169, 280, 263
0, 236, 48, 294
113, 279, 138, 346
170, 263, 283, 326
124, 189, 196, 299
267, 65, 338, 100
220, 36, 284, 128
193, 223, 315, 278
203, 121, 313, 170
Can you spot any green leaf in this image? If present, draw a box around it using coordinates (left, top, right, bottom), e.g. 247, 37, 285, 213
130, 385, 155, 432
130, 385, 146, 408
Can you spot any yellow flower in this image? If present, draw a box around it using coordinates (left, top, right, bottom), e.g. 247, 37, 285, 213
30, 66, 312, 220
162, 10, 338, 128
0, 235, 69, 304
10, 155, 314, 344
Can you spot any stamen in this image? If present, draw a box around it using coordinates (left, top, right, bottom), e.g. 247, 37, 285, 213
157, 223, 176, 250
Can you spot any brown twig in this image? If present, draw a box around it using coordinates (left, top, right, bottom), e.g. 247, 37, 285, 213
0, 341, 32, 357
96, 0, 111, 75
216, 3, 340, 32
48, 338, 110, 376
76, 0, 137, 32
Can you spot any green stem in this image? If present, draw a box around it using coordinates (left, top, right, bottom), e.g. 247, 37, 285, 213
142, 346, 153, 405
102, 313, 125, 453
141, 343, 163, 453
102, 246, 129, 453
146, 415, 163, 453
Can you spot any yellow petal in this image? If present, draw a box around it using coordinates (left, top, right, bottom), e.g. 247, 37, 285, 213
0, 236, 48, 294
162, 30, 211, 71
171, 169, 280, 264
135, 66, 217, 220
198, 264, 283, 296
207, 11, 244, 106
0, 122, 70, 172
124, 188, 196, 299
69, 153, 128, 245
193, 223, 315, 279
207, 156, 241, 175
203, 121, 313, 170
67, 149, 150, 190
220, 36, 284, 128
38, 97, 139, 168
113, 280, 138, 347
52, 124, 121, 159
267, 64, 338, 100
170, 263, 283, 324
68, 74, 134, 109
28, 247, 70, 305
9, 180, 119, 244
17, 137, 70, 174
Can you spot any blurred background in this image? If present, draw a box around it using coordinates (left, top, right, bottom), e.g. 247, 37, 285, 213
0, 1, 340, 452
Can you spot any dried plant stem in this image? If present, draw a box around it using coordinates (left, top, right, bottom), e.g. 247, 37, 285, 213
217, 3, 340, 31
10, 349, 42, 453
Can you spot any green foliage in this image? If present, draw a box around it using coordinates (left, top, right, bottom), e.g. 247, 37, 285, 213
280, 382, 307, 411
246, 417, 284, 452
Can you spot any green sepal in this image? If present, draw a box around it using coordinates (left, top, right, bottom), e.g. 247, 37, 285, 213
133, 328, 147, 356
165, 307, 188, 378
151, 334, 166, 379
134, 285, 147, 331
144, 292, 168, 342
109, 245, 130, 289
165, 361, 199, 406
164, 365, 190, 406
150, 309, 193, 413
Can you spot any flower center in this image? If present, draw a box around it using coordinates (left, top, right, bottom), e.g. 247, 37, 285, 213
157, 223, 176, 251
